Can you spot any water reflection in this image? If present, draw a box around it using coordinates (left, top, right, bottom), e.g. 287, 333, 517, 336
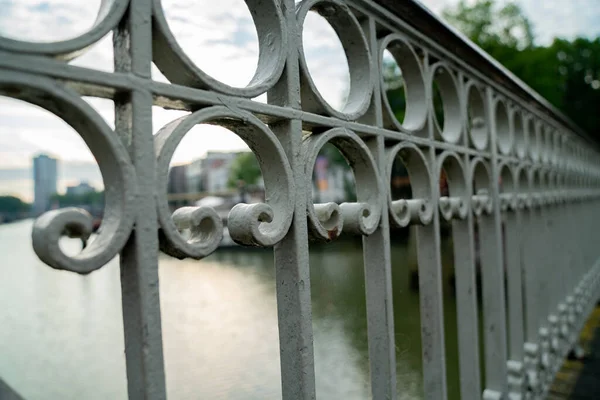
0, 220, 464, 400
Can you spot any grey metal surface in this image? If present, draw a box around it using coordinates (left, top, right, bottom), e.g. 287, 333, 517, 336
1, 0, 599, 399
0, 378, 25, 400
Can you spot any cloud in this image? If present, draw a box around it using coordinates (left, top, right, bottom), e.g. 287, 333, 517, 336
0, 0, 103, 42
517, 0, 600, 44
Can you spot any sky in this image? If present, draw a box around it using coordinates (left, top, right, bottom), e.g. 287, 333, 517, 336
0, 0, 599, 201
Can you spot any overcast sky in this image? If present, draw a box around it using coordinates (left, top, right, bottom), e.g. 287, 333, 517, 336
0, 0, 599, 201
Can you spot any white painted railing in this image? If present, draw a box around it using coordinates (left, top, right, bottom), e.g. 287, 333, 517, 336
1, 0, 600, 399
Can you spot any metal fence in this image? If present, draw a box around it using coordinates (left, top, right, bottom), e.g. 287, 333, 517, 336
1, 0, 599, 399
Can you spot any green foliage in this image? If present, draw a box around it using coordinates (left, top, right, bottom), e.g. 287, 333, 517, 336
436, 0, 599, 136
227, 152, 262, 188
442, 0, 533, 50
0, 196, 30, 213
549, 38, 600, 135
51, 191, 104, 207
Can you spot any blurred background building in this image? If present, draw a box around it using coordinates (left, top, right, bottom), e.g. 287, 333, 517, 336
32, 154, 57, 216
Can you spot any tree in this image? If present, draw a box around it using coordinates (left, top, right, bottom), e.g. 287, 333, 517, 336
0, 196, 30, 213
51, 191, 104, 207
227, 152, 262, 188
441, 0, 599, 137
550, 38, 600, 135
442, 0, 533, 51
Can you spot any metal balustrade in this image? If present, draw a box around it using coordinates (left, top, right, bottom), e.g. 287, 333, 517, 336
1, 0, 599, 399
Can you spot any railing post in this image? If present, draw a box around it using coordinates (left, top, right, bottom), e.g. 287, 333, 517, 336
481, 89, 509, 399
522, 167, 543, 399
415, 54, 448, 400
114, 1, 167, 398
360, 17, 398, 400
268, 1, 316, 398
503, 168, 526, 399
450, 153, 482, 399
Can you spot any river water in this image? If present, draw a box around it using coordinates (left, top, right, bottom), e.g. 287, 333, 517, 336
0, 219, 464, 400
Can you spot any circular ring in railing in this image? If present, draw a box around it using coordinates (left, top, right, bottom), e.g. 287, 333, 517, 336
152, 0, 286, 97
0, 71, 136, 274
0, 0, 128, 60
535, 167, 549, 193
378, 34, 427, 133
550, 128, 562, 167
386, 143, 433, 227
540, 125, 553, 165
530, 167, 549, 207
296, 0, 373, 120
470, 157, 494, 216
557, 133, 569, 170
154, 106, 294, 256
465, 80, 489, 151
512, 108, 527, 159
515, 163, 531, 209
498, 162, 517, 212
302, 128, 382, 241
538, 124, 548, 165
437, 151, 469, 220
494, 97, 513, 155
430, 63, 462, 144
552, 130, 562, 169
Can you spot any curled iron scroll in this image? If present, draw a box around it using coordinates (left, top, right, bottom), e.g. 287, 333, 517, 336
437, 151, 469, 220
302, 128, 382, 241
469, 157, 494, 216
498, 162, 517, 212
386, 143, 433, 227
0, 71, 136, 274
154, 106, 294, 259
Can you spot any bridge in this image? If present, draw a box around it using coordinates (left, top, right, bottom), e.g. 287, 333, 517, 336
1, 0, 599, 399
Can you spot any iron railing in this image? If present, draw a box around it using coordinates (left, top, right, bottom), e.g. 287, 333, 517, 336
1, 0, 599, 399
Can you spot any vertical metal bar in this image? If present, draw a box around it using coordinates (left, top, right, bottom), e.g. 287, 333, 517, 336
114, 1, 167, 398
481, 88, 508, 397
360, 17, 398, 400
268, 1, 316, 399
408, 51, 449, 400
523, 177, 539, 344
504, 202, 525, 397
538, 202, 551, 327
535, 196, 551, 392
450, 206, 482, 399
448, 70, 482, 399
415, 210, 449, 400
505, 207, 524, 360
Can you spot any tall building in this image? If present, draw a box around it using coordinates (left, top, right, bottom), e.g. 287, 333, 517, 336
168, 164, 188, 194
33, 154, 58, 215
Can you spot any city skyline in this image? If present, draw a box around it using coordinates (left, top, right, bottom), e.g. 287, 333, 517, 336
0, 150, 249, 203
